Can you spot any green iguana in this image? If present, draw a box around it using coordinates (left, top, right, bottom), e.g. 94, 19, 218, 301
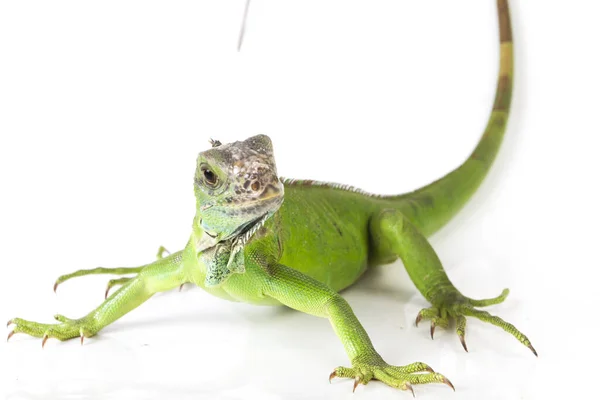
8, 0, 534, 394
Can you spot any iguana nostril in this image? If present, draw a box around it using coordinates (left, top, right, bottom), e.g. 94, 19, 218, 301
251, 181, 261, 191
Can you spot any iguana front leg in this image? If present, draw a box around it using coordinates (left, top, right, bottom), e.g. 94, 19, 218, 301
8, 252, 185, 346
370, 209, 536, 354
262, 263, 454, 393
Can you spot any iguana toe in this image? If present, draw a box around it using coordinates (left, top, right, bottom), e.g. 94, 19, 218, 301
104, 277, 133, 299
329, 359, 451, 394
7, 316, 97, 346
415, 289, 536, 355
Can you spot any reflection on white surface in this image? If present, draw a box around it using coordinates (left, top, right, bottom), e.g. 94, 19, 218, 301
4, 263, 539, 400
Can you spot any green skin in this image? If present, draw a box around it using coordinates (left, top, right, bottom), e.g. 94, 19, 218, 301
8, 0, 534, 394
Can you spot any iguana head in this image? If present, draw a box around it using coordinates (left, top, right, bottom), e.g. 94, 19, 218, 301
193, 134, 284, 243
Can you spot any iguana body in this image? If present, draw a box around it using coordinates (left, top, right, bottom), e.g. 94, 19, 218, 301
9, 0, 534, 393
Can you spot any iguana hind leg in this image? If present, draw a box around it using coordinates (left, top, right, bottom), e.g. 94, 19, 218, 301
156, 246, 170, 259
104, 277, 134, 299
53, 245, 171, 292
101, 246, 175, 298
157, 246, 188, 291
54, 266, 144, 292
8, 252, 185, 345
369, 208, 536, 355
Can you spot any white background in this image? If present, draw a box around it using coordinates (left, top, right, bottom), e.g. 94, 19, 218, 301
1, 1, 598, 399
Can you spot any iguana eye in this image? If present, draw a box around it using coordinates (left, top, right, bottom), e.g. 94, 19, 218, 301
203, 168, 218, 186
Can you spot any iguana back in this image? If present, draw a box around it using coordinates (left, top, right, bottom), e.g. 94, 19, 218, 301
271, 0, 512, 291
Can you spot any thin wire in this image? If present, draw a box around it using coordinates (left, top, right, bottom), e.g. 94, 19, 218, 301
237, 0, 251, 51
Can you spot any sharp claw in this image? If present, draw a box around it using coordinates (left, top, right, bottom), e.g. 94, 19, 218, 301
329, 371, 337, 383
459, 334, 468, 352
42, 333, 49, 349
105, 286, 111, 299
405, 382, 415, 397
425, 365, 435, 373
53, 282, 59, 293
528, 344, 538, 357
7, 319, 14, 328
179, 284, 184, 292
352, 377, 360, 393
415, 313, 422, 327
430, 321, 436, 340
442, 377, 455, 392
7, 330, 15, 342
80, 334, 85, 346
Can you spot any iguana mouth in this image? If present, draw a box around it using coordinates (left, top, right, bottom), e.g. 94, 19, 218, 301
200, 194, 283, 244
218, 184, 284, 208
200, 203, 214, 211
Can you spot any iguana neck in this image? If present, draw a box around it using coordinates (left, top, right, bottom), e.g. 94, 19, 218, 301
192, 211, 274, 287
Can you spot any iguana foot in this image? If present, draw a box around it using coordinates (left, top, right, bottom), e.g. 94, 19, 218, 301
156, 246, 170, 259
104, 277, 133, 298
53, 246, 167, 292
54, 266, 144, 292
416, 288, 537, 355
329, 357, 452, 394
7, 316, 97, 347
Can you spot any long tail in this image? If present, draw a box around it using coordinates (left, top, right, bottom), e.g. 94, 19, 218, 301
392, 0, 513, 237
